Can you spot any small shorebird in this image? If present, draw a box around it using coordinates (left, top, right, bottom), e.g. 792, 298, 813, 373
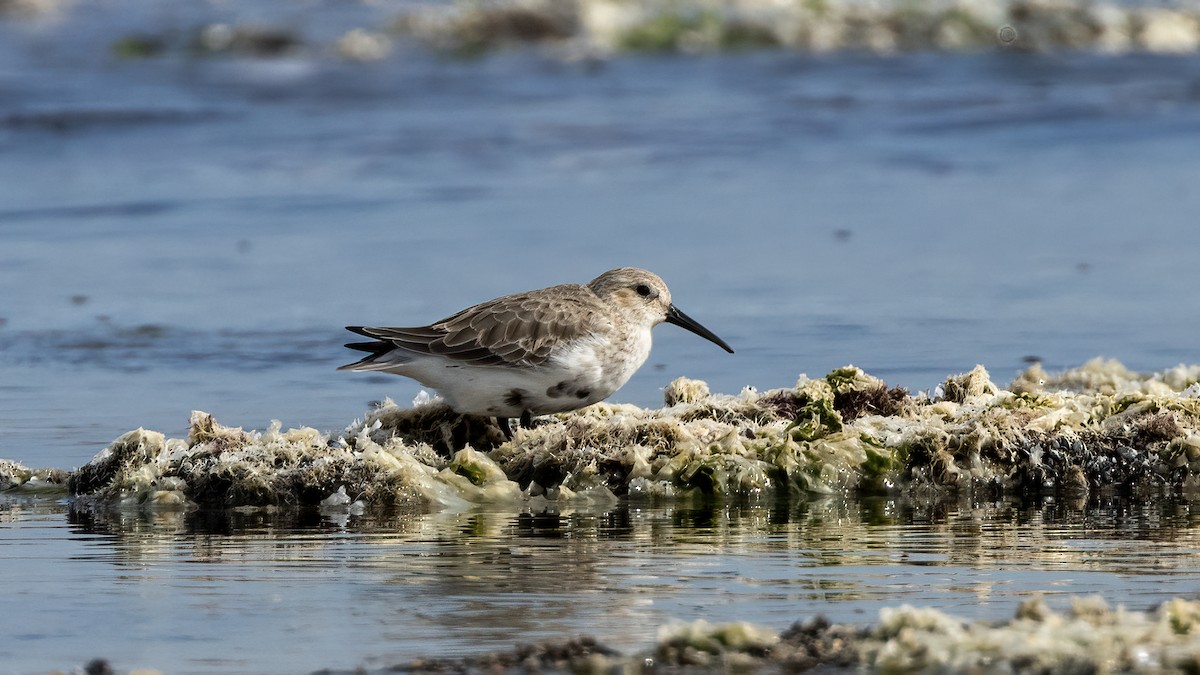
339, 268, 733, 437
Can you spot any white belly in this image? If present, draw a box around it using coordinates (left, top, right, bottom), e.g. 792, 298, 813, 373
393, 330, 652, 417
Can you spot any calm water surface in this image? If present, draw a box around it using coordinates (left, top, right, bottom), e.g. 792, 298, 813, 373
4, 495, 1200, 673
3, 2, 1200, 672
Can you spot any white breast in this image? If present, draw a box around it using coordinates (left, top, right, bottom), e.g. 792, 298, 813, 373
549, 327, 653, 403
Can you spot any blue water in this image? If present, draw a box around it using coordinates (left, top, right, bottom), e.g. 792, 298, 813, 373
4, 2, 1200, 672
5, 47, 1200, 471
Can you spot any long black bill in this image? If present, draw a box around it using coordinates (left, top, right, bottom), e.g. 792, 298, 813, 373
665, 304, 734, 353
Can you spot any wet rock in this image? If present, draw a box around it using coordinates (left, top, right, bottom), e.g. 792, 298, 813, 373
53, 360, 1200, 509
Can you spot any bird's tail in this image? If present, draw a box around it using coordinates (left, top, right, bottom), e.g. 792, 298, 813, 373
337, 342, 391, 371
338, 327, 413, 372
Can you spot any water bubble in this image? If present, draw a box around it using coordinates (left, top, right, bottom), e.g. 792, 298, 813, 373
997, 25, 1018, 45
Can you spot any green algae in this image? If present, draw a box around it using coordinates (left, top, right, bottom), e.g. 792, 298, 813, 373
786, 392, 843, 441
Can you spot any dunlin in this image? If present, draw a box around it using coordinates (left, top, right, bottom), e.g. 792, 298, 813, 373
339, 268, 733, 437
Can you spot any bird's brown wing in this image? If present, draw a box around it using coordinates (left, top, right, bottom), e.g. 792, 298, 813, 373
353, 284, 606, 367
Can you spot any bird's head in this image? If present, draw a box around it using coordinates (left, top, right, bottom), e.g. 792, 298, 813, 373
589, 268, 733, 353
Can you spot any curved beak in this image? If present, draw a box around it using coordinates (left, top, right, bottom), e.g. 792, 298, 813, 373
665, 304, 734, 353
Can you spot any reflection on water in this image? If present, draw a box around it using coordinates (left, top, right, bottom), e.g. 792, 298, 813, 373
2, 494, 1199, 672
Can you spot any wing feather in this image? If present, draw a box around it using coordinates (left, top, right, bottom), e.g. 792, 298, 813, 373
349, 283, 606, 367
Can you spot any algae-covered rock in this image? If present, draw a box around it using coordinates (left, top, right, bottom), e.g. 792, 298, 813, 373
388, 0, 1200, 55
656, 620, 779, 667
664, 376, 710, 406
371, 596, 1200, 673
864, 596, 1200, 672
391, 1, 577, 56
0, 461, 68, 493
58, 360, 1200, 509
0, 459, 32, 491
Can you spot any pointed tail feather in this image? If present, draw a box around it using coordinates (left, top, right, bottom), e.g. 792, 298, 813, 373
338, 328, 417, 371
345, 340, 391, 354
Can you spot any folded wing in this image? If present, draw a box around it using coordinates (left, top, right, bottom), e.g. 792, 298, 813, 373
340, 284, 604, 369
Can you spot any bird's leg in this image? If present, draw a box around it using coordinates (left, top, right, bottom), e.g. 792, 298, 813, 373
520, 410, 533, 429
447, 415, 470, 454
496, 416, 513, 441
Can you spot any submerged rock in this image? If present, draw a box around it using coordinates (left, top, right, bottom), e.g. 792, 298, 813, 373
48, 359, 1200, 510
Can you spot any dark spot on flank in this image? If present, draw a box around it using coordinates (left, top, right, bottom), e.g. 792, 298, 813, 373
546, 380, 572, 398
576, 390, 591, 399
504, 389, 526, 408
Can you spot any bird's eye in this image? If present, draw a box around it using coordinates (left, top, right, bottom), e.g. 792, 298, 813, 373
635, 284, 652, 297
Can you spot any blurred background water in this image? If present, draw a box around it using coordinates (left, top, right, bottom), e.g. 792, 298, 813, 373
2, 0, 1200, 671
